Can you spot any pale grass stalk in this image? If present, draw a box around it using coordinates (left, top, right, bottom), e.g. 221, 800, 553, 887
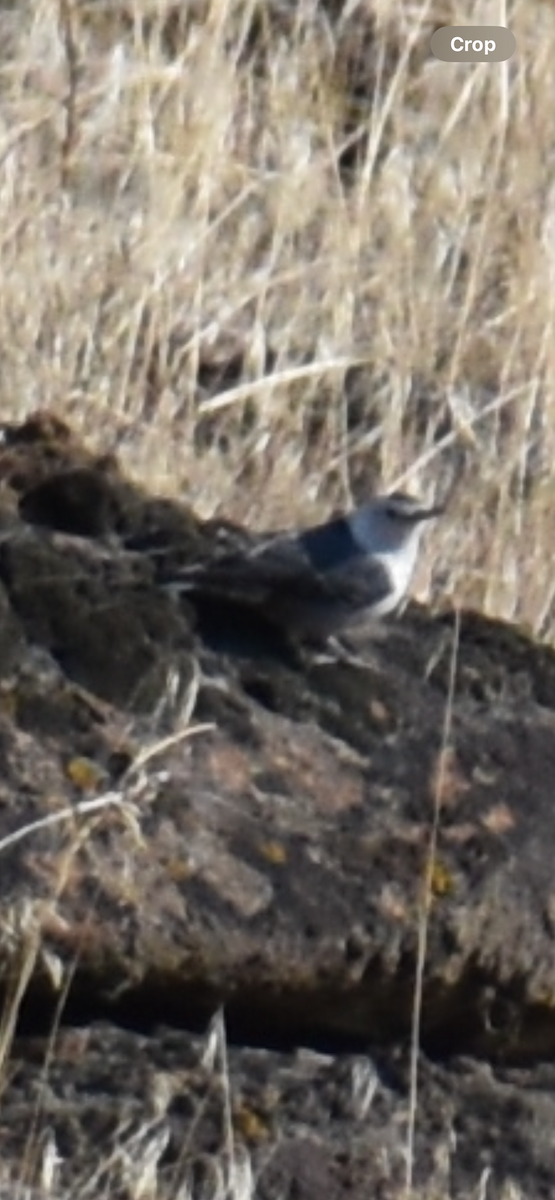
430, 69, 484, 161
21, 950, 79, 1191
0, 719, 212, 858
70, 1110, 171, 1198
447, 152, 511, 392
0, 921, 40, 1096
131, 721, 215, 772
0, 791, 136, 857
391, 382, 528, 493
197, 356, 372, 414
203, 1009, 254, 1200
405, 607, 461, 1196
356, 0, 435, 204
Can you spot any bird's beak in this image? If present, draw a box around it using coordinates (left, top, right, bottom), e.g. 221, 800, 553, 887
414, 503, 444, 522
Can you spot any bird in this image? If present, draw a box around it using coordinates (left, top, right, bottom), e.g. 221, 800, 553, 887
157, 491, 443, 643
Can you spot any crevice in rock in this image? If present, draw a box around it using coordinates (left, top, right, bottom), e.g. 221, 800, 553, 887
9, 965, 555, 1068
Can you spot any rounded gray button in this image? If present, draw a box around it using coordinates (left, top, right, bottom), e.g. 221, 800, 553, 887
431, 26, 516, 62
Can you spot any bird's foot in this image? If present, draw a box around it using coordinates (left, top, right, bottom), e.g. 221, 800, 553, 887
308, 636, 380, 670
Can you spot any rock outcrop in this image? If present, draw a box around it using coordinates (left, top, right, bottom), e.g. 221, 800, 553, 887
0, 413, 555, 1198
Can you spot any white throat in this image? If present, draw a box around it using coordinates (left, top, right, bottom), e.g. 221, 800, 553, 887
349, 508, 424, 615
384, 534, 420, 599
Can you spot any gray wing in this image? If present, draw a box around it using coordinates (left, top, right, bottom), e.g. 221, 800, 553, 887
162, 535, 394, 629
161, 532, 317, 603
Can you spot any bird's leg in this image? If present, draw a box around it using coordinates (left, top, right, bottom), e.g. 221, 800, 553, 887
306, 634, 381, 671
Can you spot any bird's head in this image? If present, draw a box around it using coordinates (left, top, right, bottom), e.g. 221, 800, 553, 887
349, 491, 443, 556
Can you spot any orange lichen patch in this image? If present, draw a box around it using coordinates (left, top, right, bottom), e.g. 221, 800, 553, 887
367, 698, 393, 727
196, 840, 273, 918
257, 840, 287, 865
38, 911, 106, 954
378, 883, 410, 922
65, 757, 104, 791
429, 747, 471, 809
394, 823, 428, 846
233, 1102, 272, 1143
268, 735, 364, 815
481, 803, 516, 835
442, 822, 481, 844
204, 739, 253, 794
165, 857, 195, 883
429, 859, 456, 898
313, 768, 365, 813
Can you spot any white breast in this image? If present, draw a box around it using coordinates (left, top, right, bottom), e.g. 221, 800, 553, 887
371, 537, 420, 615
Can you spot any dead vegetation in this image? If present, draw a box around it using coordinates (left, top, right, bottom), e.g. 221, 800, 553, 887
1, 0, 555, 636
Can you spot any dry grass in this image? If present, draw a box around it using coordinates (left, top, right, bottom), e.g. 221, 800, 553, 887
1, 0, 555, 636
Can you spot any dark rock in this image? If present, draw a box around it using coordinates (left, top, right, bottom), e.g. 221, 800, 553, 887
0, 411, 554, 1197
18, 467, 120, 537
